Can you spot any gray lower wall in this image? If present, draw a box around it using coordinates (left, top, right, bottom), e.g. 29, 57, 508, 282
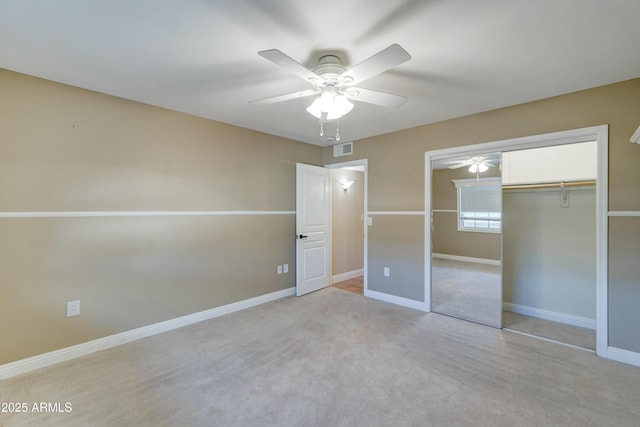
502, 187, 596, 319
368, 215, 424, 302
0, 215, 296, 363
608, 217, 640, 353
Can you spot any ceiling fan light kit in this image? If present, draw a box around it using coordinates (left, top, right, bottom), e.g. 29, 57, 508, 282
305, 88, 354, 120
468, 162, 489, 174
253, 44, 412, 142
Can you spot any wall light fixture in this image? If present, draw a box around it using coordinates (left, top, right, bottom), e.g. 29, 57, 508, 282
339, 180, 355, 192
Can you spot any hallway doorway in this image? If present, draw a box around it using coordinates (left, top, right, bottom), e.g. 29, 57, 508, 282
326, 160, 367, 296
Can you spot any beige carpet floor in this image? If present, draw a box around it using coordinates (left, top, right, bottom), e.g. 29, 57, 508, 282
2, 287, 639, 426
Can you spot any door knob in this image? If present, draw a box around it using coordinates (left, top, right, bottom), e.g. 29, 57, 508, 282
298, 234, 308, 239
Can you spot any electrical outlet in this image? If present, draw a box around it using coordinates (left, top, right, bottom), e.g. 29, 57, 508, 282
383, 267, 390, 277
66, 300, 80, 317
277, 265, 283, 275
283, 264, 289, 273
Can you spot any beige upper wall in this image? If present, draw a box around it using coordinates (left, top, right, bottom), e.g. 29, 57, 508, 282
324, 78, 640, 211
0, 69, 321, 212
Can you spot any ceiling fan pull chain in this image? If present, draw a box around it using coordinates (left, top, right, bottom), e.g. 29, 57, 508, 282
335, 118, 341, 141
319, 117, 324, 136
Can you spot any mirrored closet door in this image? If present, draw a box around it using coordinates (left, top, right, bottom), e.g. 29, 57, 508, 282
430, 153, 502, 328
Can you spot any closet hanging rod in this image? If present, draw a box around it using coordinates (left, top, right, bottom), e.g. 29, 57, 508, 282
502, 180, 596, 190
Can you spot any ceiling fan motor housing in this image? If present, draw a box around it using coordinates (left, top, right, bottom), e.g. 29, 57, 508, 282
312, 55, 351, 87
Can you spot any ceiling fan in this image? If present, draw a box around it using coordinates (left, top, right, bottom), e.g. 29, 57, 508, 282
250, 44, 411, 140
447, 156, 498, 179
447, 156, 498, 171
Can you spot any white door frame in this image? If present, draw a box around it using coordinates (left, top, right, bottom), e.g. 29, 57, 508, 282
325, 159, 368, 295
425, 125, 609, 358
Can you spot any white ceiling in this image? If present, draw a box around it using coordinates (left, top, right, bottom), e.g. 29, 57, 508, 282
2, 1, 639, 146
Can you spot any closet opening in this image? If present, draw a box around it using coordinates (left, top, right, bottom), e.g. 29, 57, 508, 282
425, 125, 608, 356
501, 142, 597, 350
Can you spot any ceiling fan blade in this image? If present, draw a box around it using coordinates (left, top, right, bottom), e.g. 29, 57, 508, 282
258, 49, 320, 84
249, 89, 319, 105
344, 87, 407, 108
446, 159, 475, 169
446, 158, 498, 170
340, 44, 411, 86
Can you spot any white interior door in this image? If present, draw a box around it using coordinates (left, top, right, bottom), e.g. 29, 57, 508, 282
296, 163, 330, 296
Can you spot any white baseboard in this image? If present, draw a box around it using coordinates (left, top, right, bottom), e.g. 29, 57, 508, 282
599, 346, 640, 368
332, 269, 364, 283
365, 289, 429, 312
0, 287, 295, 379
503, 302, 596, 330
432, 253, 501, 266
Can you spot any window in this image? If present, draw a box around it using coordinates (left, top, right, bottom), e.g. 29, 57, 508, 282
452, 177, 501, 233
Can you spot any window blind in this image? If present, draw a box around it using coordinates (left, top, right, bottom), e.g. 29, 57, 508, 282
453, 178, 502, 232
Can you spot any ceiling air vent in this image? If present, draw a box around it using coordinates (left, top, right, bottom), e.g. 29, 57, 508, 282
333, 142, 353, 157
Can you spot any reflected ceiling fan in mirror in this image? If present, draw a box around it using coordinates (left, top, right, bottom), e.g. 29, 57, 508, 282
448, 156, 499, 180
250, 44, 411, 141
